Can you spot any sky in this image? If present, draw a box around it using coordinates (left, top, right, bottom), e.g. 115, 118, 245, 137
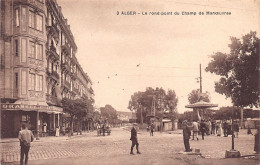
57, 0, 259, 113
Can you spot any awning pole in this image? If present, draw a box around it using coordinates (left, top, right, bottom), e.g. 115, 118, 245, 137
36, 110, 40, 140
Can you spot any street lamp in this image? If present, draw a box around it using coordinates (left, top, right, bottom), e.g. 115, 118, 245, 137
225, 108, 241, 158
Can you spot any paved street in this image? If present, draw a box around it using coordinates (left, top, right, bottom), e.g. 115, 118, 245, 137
1, 126, 259, 165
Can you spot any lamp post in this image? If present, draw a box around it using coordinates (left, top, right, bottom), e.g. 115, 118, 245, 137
225, 108, 241, 158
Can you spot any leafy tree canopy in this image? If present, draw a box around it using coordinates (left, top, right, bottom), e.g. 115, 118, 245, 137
188, 89, 210, 104
128, 87, 178, 123
100, 104, 118, 124
61, 97, 94, 119
205, 31, 259, 108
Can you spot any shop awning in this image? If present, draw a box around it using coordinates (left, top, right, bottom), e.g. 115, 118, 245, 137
1, 102, 63, 114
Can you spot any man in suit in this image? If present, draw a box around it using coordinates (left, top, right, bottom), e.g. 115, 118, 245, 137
183, 120, 192, 152
200, 120, 206, 140
18, 123, 34, 165
130, 123, 141, 155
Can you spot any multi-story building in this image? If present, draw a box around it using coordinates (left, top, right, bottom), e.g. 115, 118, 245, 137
0, 0, 94, 138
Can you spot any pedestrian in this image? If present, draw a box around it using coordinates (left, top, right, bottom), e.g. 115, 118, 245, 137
130, 123, 141, 155
208, 120, 212, 135
200, 120, 206, 140
254, 125, 260, 154
97, 124, 101, 136
61, 125, 65, 136
55, 126, 60, 137
233, 121, 239, 138
150, 124, 154, 136
192, 120, 199, 141
223, 120, 228, 137
247, 126, 253, 135
211, 120, 216, 135
18, 123, 34, 165
182, 120, 192, 152
102, 124, 105, 136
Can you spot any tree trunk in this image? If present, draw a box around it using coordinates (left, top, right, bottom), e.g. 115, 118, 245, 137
70, 116, 74, 136
240, 108, 243, 129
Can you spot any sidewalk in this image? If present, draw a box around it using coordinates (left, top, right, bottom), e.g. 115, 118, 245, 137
0, 131, 95, 143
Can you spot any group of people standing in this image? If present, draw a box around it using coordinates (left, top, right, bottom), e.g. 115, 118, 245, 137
183, 119, 258, 153
147, 124, 154, 136
96, 123, 111, 136
190, 119, 240, 140
191, 119, 214, 141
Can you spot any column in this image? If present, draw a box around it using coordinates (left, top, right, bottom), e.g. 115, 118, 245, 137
57, 113, 60, 127
53, 113, 56, 130
36, 110, 40, 140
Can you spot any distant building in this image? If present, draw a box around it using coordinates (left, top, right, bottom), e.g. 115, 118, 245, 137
117, 111, 136, 122
0, 0, 94, 138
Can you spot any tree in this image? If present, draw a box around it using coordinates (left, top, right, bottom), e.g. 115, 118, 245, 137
214, 107, 241, 120
213, 107, 260, 120
188, 89, 210, 104
205, 31, 259, 108
61, 98, 93, 135
100, 104, 118, 125
165, 89, 179, 120
128, 87, 178, 124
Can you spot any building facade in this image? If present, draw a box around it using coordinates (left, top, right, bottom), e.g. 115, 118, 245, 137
0, 0, 94, 138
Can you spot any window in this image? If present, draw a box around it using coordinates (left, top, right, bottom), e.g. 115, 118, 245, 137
36, 14, 43, 31
15, 9, 19, 27
35, 75, 43, 91
36, 44, 43, 60
29, 41, 35, 58
29, 11, 43, 32
29, 42, 43, 60
15, 40, 18, 56
15, 73, 18, 89
29, 74, 42, 91
29, 11, 34, 28
29, 73, 35, 90
39, 75, 43, 91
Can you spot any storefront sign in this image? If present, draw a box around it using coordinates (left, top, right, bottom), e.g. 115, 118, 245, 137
1, 103, 63, 112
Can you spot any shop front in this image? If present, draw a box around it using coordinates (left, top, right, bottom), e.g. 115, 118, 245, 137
1, 103, 63, 138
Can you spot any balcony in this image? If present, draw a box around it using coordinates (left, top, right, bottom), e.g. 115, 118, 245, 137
72, 86, 80, 95
61, 62, 71, 74
46, 94, 59, 106
46, 23, 59, 43
61, 43, 71, 55
47, 70, 59, 82
47, 46, 59, 61
82, 93, 88, 99
14, 0, 45, 12
89, 87, 94, 94
62, 80, 70, 90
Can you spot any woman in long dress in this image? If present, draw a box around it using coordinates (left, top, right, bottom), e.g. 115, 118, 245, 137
216, 122, 223, 136
219, 122, 223, 137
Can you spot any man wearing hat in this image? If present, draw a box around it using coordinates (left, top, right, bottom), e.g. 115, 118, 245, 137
254, 125, 260, 154
130, 123, 141, 155
18, 123, 34, 165
183, 120, 192, 152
